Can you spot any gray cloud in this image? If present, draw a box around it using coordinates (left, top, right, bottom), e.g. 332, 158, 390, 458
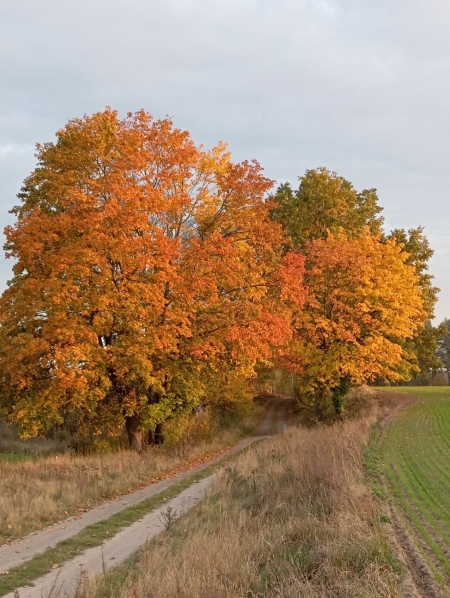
1, 0, 449, 319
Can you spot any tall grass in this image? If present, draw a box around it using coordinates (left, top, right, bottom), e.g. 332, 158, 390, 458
75, 406, 403, 597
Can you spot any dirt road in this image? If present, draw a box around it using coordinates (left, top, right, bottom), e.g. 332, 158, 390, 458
256, 396, 294, 435
7, 477, 215, 598
0, 436, 260, 574
2, 397, 293, 598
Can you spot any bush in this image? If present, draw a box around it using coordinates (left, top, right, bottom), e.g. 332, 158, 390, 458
163, 409, 218, 457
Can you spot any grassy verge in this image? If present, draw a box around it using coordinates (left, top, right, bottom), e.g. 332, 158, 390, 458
0, 440, 263, 597
363, 425, 388, 504
73, 412, 402, 598
379, 386, 450, 589
0, 408, 262, 544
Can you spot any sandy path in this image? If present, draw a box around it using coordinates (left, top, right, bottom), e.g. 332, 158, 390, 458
3, 397, 293, 597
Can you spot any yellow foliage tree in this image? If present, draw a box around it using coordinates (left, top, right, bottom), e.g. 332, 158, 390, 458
285, 230, 425, 415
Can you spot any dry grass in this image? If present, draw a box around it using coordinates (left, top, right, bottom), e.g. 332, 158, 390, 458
0, 413, 258, 544
76, 402, 403, 598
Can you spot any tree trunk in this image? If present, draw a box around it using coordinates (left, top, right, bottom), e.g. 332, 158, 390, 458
164, 377, 171, 393
332, 394, 344, 418
148, 428, 156, 446
125, 415, 143, 452
314, 401, 323, 420
154, 423, 164, 445
147, 424, 164, 446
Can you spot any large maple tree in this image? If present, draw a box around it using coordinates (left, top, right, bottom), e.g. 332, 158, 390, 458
0, 108, 305, 450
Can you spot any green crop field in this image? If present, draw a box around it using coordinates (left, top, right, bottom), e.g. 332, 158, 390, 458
380, 386, 450, 589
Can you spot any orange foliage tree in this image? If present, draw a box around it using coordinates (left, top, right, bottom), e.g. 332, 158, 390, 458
284, 230, 425, 416
0, 108, 305, 450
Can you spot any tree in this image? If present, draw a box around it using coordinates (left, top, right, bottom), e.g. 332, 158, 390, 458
409, 321, 446, 385
387, 227, 438, 317
283, 230, 425, 416
437, 319, 450, 384
271, 167, 384, 250
0, 108, 305, 450
272, 169, 439, 399
387, 227, 443, 383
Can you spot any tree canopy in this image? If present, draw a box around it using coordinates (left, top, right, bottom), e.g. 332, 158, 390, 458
437, 319, 450, 385
282, 230, 425, 413
0, 109, 439, 442
271, 167, 384, 250
0, 108, 305, 449
387, 227, 442, 382
271, 170, 437, 407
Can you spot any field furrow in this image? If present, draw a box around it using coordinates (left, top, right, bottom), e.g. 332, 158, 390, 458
381, 387, 450, 594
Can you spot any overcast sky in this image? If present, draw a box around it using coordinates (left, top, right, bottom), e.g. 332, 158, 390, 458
1, 0, 449, 320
